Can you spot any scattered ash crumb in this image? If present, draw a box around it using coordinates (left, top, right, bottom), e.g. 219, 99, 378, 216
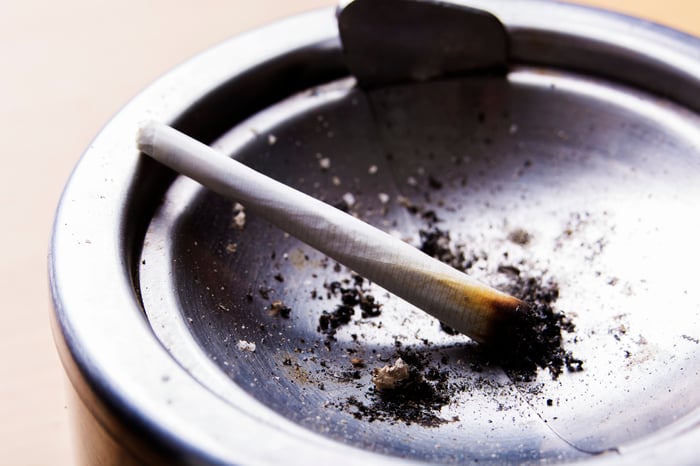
318, 305, 354, 336
268, 300, 291, 318
231, 203, 246, 230
419, 228, 466, 272
339, 350, 452, 427
318, 156, 331, 171
681, 334, 699, 345
342, 192, 356, 209
317, 274, 382, 339
496, 264, 521, 277
427, 175, 443, 190
237, 340, 256, 352
258, 286, 274, 300
507, 227, 531, 246
397, 196, 441, 225
350, 357, 365, 368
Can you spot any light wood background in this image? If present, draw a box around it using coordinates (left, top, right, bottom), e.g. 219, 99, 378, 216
0, 1, 697, 464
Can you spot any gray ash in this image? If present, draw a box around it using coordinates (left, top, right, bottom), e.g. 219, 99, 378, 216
507, 228, 532, 246
481, 274, 583, 382
341, 349, 452, 427
419, 227, 467, 272
317, 273, 382, 338
315, 199, 584, 428
418, 228, 583, 382
318, 305, 354, 335
268, 300, 291, 318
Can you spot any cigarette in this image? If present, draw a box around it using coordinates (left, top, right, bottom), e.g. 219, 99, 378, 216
136, 121, 530, 345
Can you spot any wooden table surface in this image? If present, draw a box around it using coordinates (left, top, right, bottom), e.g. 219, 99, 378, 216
1, 1, 697, 464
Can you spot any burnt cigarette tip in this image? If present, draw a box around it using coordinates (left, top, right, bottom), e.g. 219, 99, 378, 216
481, 300, 537, 349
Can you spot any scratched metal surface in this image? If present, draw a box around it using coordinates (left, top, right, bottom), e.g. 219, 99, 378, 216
141, 69, 700, 463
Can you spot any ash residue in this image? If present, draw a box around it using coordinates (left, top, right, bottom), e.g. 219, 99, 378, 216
481, 272, 583, 382
317, 273, 382, 338
419, 228, 467, 272
268, 300, 291, 318
318, 305, 354, 335
507, 227, 532, 246
312, 269, 458, 426
340, 350, 452, 427
417, 226, 582, 382
311, 198, 583, 427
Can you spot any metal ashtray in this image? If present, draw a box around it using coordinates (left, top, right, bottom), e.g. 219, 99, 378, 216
50, 1, 700, 464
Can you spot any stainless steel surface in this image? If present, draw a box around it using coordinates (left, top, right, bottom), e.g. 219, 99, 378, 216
464, 0, 700, 113
50, 1, 700, 464
338, 0, 508, 86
